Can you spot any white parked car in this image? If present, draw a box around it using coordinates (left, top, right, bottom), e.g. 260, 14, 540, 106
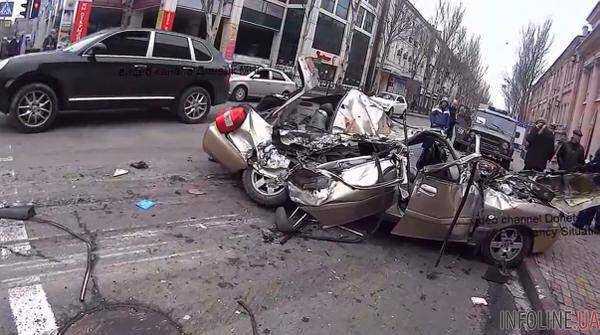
371, 92, 408, 117
229, 68, 298, 102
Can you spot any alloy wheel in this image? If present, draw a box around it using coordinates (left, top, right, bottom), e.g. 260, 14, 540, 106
184, 91, 208, 120
489, 228, 524, 262
251, 170, 284, 196
234, 87, 245, 101
17, 90, 53, 128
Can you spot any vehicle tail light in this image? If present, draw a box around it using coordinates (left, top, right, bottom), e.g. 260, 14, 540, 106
216, 106, 247, 134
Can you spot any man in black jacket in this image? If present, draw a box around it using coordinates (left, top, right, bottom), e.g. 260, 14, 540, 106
556, 129, 585, 172
524, 119, 555, 172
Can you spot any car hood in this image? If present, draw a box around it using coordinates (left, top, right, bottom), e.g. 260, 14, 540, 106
331, 89, 392, 137
6, 50, 71, 64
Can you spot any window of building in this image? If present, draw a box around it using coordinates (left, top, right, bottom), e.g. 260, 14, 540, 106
96, 31, 150, 57
277, 8, 304, 66
343, 30, 369, 86
192, 40, 212, 61
363, 11, 375, 33
313, 13, 345, 55
355, 7, 365, 27
321, 0, 335, 13
235, 22, 275, 59
87, 7, 122, 35
335, 0, 350, 19
153, 33, 191, 60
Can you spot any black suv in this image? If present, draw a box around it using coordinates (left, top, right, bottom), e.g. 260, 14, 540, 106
0, 28, 230, 132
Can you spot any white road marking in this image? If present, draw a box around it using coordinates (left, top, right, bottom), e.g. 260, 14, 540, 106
0, 219, 57, 335
8, 284, 57, 335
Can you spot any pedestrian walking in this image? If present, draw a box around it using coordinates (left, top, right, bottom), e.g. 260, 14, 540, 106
417, 98, 450, 170
556, 129, 585, 172
42, 29, 57, 51
447, 99, 459, 138
523, 119, 555, 172
574, 147, 600, 231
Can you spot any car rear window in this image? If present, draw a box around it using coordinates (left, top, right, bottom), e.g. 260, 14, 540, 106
192, 40, 212, 61
153, 33, 191, 60
96, 31, 150, 57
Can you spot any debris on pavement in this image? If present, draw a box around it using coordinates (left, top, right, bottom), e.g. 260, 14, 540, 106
136, 199, 156, 210
237, 300, 259, 335
113, 169, 129, 177
130, 161, 149, 169
470, 297, 488, 306
187, 188, 206, 196
301, 316, 310, 322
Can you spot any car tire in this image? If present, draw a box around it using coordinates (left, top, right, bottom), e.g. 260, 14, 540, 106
176, 86, 211, 124
8, 83, 58, 133
481, 227, 532, 268
242, 168, 288, 207
232, 85, 247, 102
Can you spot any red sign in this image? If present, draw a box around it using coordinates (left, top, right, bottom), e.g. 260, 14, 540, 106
160, 10, 175, 31
70, 0, 93, 43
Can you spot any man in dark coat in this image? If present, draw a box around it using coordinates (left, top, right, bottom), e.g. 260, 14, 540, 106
42, 29, 57, 51
524, 119, 555, 172
573, 146, 600, 231
556, 129, 585, 172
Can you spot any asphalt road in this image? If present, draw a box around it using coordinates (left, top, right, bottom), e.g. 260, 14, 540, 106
0, 105, 527, 335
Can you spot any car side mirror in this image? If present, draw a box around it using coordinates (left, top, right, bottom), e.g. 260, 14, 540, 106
87, 42, 107, 59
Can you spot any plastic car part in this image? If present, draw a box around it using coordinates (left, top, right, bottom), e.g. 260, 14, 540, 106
216, 106, 247, 133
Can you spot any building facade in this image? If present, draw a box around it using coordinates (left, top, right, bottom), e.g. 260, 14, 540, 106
523, 1, 600, 155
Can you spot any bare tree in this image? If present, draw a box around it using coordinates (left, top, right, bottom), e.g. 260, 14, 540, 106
503, 18, 553, 118
201, 0, 227, 44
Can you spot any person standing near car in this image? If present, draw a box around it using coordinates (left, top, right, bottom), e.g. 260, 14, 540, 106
42, 29, 57, 51
524, 119, 555, 172
418, 98, 451, 170
447, 99, 459, 139
556, 129, 585, 172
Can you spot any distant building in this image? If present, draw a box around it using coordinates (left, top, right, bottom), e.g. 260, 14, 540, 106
523, 1, 600, 155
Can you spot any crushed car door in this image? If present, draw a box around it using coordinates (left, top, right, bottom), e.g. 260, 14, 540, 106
391, 135, 481, 242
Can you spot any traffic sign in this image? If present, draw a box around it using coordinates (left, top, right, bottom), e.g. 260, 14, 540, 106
0, 2, 14, 17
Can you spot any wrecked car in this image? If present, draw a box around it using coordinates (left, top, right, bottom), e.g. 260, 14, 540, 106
278, 129, 600, 267
203, 57, 394, 206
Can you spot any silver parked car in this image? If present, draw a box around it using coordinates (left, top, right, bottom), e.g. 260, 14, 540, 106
229, 68, 298, 102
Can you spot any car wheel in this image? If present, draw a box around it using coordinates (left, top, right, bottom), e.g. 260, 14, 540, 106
176, 86, 211, 124
232, 86, 247, 102
482, 227, 532, 268
242, 168, 288, 207
8, 83, 58, 133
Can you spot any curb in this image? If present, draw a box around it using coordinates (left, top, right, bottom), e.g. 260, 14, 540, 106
518, 257, 571, 335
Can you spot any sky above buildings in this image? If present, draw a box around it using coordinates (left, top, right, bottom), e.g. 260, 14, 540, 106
411, 0, 597, 109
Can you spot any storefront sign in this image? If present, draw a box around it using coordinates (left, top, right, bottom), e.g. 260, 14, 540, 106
313, 50, 337, 66
69, 0, 92, 43
156, 0, 177, 31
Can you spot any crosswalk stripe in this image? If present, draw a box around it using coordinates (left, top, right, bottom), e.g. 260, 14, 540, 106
0, 220, 57, 335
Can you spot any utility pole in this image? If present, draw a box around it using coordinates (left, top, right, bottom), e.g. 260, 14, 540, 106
364, 0, 390, 93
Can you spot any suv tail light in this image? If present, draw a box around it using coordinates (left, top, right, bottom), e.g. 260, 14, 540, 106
216, 107, 247, 134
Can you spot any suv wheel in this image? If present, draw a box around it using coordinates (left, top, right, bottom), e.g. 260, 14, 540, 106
8, 83, 58, 133
481, 227, 532, 268
176, 86, 211, 123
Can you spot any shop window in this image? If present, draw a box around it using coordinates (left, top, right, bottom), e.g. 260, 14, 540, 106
153, 33, 191, 60
96, 31, 150, 57
192, 40, 212, 61
87, 7, 122, 34
277, 8, 304, 66
235, 22, 274, 59
315, 62, 336, 81
343, 30, 369, 86
313, 13, 345, 55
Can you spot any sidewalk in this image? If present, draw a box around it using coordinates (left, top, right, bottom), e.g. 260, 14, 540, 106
522, 224, 600, 335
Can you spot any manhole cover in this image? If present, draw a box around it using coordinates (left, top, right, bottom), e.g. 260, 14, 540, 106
61, 303, 182, 335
